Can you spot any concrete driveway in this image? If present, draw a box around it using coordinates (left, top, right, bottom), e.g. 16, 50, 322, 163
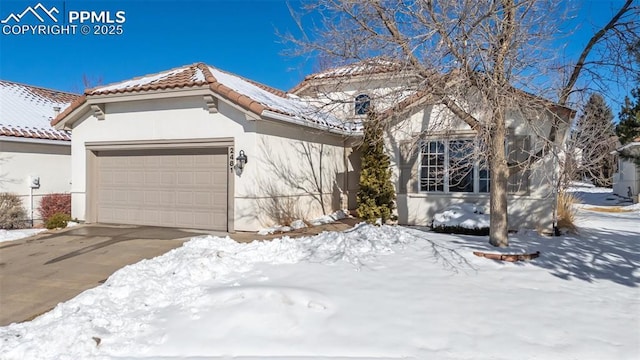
0, 218, 357, 327
0, 224, 216, 326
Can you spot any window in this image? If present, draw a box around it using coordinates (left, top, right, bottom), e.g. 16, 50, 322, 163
354, 94, 371, 115
449, 140, 474, 192
420, 141, 445, 192
419, 139, 490, 193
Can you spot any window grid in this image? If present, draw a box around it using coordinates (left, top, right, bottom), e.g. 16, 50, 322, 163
420, 140, 445, 192
419, 139, 491, 194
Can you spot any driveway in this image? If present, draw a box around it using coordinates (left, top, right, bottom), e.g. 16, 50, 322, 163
0, 224, 216, 326
0, 218, 358, 327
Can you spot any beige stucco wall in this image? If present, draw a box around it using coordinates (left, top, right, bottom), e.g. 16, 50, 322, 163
67, 93, 358, 232
234, 119, 357, 229
68, 95, 256, 230
0, 139, 71, 223
388, 104, 564, 232
613, 158, 639, 200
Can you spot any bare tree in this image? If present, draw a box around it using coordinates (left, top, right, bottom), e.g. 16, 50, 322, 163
287, 0, 639, 247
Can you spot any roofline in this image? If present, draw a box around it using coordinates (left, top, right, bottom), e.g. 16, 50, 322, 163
52, 86, 217, 129
0, 135, 70, 146
52, 85, 355, 135
0, 79, 79, 98
290, 71, 420, 95
261, 110, 362, 136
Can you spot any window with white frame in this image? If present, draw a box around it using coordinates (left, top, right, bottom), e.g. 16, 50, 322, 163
419, 139, 490, 193
420, 140, 445, 192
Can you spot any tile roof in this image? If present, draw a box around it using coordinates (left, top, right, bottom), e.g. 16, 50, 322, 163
290, 58, 410, 93
0, 80, 77, 141
53, 63, 358, 134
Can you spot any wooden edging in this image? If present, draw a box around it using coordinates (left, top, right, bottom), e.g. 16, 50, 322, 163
473, 251, 540, 262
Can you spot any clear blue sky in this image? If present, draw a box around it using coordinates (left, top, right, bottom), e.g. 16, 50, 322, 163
0, 0, 632, 115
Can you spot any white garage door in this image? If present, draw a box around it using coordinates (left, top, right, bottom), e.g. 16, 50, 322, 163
95, 148, 228, 230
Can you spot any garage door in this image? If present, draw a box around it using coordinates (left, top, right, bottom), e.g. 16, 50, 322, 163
95, 148, 228, 230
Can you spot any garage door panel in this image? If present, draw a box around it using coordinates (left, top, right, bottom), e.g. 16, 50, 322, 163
95, 147, 228, 230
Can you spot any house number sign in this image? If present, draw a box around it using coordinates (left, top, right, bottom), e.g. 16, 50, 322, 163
229, 146, 235, 172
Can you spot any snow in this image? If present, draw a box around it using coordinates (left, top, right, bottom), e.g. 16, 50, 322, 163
95, 68, 186, 93
1, 209, 639, 359
208, 67, 352, 132
257, 210, 347, 235
566, 183, 633, 207
432, 203, 490, 229
0, 81, 75, 137
0, 228, 46, 243
309, 59, 400, 79
191, 67, 206, 82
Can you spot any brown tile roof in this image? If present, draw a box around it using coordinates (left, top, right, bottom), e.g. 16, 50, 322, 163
1, 80, 77, 142
52, 63, 352, 133
290, 58, 410, 93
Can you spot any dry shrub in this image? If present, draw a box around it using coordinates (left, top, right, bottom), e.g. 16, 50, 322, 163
557, 192, 580, 233
38, 193, 71, 223
260, 195, 304, 227
584, 206, 633, 213
0, 192, 27, 229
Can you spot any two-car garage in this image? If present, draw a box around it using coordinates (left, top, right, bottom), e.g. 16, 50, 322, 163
84, 140, 233, 231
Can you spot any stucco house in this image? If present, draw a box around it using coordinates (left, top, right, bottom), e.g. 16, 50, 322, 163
292, 61, 574, 232
52, 63, 361, 232
52, 61, 572, 232
612, 137, 640, 202
0, 80, 78, 224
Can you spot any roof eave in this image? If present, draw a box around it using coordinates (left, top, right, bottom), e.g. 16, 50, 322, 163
53, 86, 215, 130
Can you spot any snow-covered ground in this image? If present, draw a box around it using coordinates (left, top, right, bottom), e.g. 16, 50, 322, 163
0, 228, 46, 243
1, 194, 639, 359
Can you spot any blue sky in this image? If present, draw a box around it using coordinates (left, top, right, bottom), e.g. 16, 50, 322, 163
0, 0, 632, 115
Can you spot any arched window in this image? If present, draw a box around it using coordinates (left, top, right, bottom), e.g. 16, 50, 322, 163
354, 94, 371, 115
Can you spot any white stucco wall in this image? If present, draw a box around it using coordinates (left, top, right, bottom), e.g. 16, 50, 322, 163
0, 139, 71, 223
68, 95, 257, 229
613, 158, 639, 200
297, 76, 417, 123
234, 119, 356, 229
67, 93, 358, 232
388, 105, 565, 232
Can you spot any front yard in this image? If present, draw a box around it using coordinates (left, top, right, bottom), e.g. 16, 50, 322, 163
1, 188, 638, 360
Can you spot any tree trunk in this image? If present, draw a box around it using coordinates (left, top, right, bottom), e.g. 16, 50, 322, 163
489, 107, 509, 247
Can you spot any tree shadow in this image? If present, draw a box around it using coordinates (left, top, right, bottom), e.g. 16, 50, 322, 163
414, 223, 640, 287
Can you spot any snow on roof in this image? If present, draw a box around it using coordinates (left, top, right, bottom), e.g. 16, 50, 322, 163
94, 68, 189, 93
290, 58, 410, 94
207, 66, 355, 132
308, 59, 402, 79
0, 80, 77, 141
56, 63, 361, 135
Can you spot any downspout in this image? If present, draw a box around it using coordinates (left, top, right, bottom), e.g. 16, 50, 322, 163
29, 187, 34, 227
343, 139, 349, 210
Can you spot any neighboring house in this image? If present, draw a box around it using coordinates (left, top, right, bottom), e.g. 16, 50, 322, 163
53, 61, 573, 232
612, 137, 640, 202
0, 80, 78, 223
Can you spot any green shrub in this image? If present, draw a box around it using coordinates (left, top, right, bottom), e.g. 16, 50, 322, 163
38, 193, 71, 223
45, 212, 71, 229
356, 112, 396, 224
0, 192, 27, 229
